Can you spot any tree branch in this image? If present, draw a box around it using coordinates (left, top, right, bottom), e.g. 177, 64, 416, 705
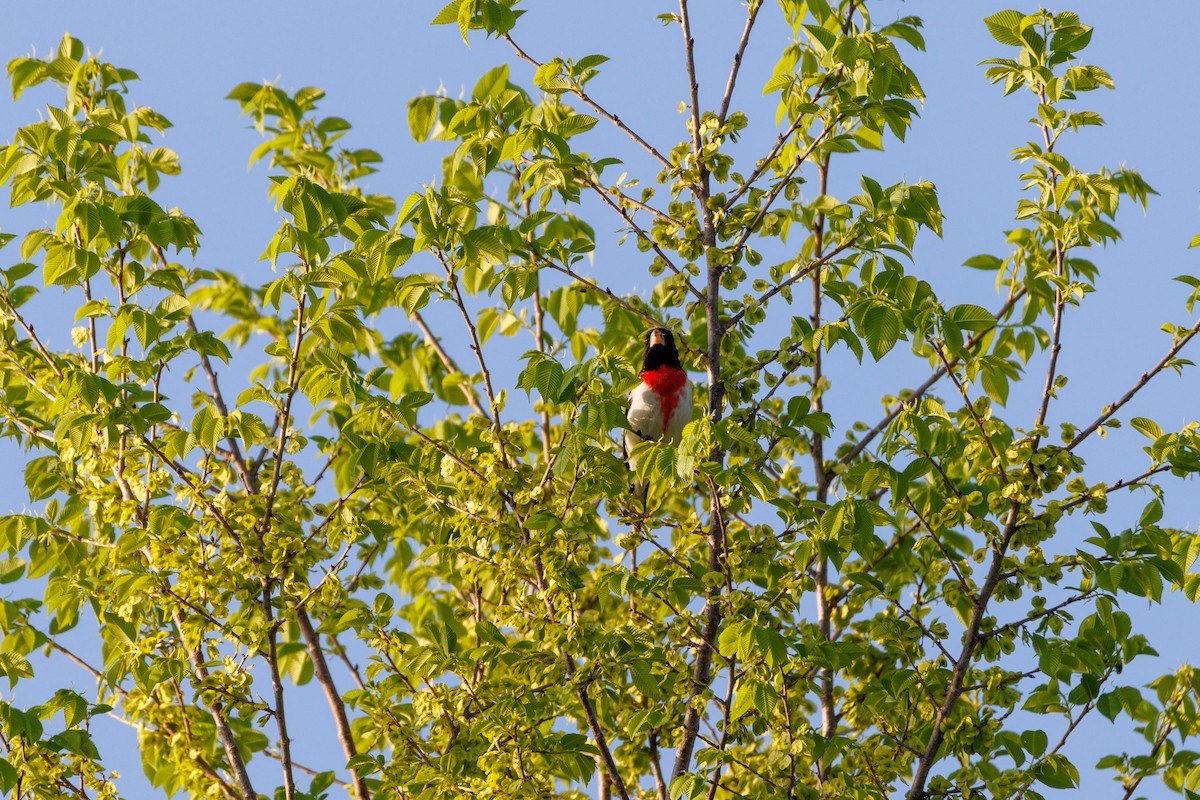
704, 655, 738, 800
411, 309, 490, 420
838, 288, 1027, 467
1055, 464, 1172, 514
530, 248, 663, 328
297, 608, 371, 800
437, 249, 509, 466
649, 730, 668, 800
726, 115, 843, 257
905, 503, 1020, 800
983, 589, 1098, 642
174, 612, 257, 800
929, 337, 1006, 471
1067, 314, 1200, 452
723, 234, 857, 332
187, 315, 256, 492
262, 584, 296, 800
717, 0, 762, 126
258, 289, 308, 541
679, 0, 703, 162
672, 476, 728, 779
808, 154, 837, 776
0, 289, 64, 378
578, 175, 705, 303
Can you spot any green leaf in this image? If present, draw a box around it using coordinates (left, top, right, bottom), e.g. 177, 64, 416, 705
981, 364, 1010, 405
1129, 417, 1162, 440
669, 773, 705, 800
1140, 498, 1163, 527
1033, 754, 1079, 789
0, 757, 16, 792
430, 0, 463, 25
716, 619, 751, 659
0, 558, 26, 584
575, 54, 610, 72
191, 405, 225, 452
803, 24, 837, 53
408, 95, 438, 142
0, 652, 33, 685
472, 64, 510, 102
113, 194, 166, 224
754, 625, 789, 669
964, 254, 1003, 271
557, 114, 599, 139
9, 58, 48, 100
860, 302, 902, 360
901, 181, 942, 236
946, 304, 996, 331
731, 677, 778, 720
739, 467, 777, 500
984, 10, 1025, 47
346, 753, 381, 775
517, 352, 565, 403
49, 729, 101, 760
1022, 728, 1048, 758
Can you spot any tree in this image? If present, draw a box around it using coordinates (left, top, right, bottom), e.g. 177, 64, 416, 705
0, 3, 1198, 799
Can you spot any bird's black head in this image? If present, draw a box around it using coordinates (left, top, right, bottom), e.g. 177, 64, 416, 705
641, 327, 683, 372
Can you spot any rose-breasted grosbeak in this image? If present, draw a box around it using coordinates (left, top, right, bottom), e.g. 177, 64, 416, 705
624, 327, 693, 506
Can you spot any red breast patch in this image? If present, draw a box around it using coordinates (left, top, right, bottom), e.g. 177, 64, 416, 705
642, 366, 687, 430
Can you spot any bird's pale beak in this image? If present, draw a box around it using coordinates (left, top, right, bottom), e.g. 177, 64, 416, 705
649, 330, 667, 347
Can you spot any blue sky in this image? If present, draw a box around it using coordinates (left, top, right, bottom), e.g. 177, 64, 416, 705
2, 1, 1199, 797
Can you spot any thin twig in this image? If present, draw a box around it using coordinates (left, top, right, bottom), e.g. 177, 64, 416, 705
576, 681, 632, 800
903, 498, 972, 596
929, 338, 1005, 469
188, 315, 256, 491
724, 66, 843, 210
1067, 314, 1200, 452
1055, 464, 1171, 514
723, 235, 858, 332
578, 175, 704, 303
530, 249, 663, 328
573, 175, 675, 224
0, 290, 63, 378
649, 731, 668, 800
504, 34, 672, 170
411, 309, 490, 419
679, 0, 704, 164
890, 598, 955, 663
726, 115, 843, 256
983, 590, 1098, 641
704, 655, 739, 800
717, 0, 763, 126
531, 283, 553, 463
436, 250, 509, 466
258, 289, 308, 541
141, 438, 244, 551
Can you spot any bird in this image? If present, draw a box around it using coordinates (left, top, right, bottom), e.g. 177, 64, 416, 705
624, 327, 693, 508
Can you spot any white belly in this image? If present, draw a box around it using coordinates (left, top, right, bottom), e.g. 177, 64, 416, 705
625, 380, 693, 449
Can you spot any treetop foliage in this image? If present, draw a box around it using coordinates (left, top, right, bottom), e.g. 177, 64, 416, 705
0, 4, 1198, 800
